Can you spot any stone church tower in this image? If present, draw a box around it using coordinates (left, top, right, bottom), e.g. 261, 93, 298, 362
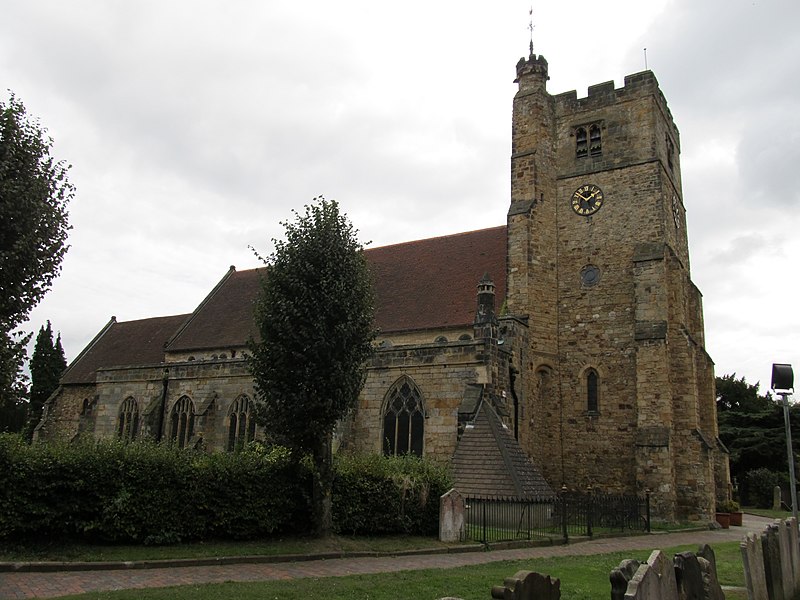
508, 53, 728, 520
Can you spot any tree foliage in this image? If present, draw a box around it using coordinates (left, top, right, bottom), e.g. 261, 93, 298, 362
25, 320, 66, 440
248, 197, 375, 535
716, 373, 800, 495
0, 93, 73, 413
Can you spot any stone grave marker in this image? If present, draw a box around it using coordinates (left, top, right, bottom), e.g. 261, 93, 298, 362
741, 531, 769, 600
674, 551, 703, 600
611, 559, 641, 600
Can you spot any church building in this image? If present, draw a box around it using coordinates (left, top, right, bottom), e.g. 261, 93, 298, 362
36, 52, 730, 522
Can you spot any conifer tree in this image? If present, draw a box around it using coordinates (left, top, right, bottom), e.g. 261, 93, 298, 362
25, 321, 67, 440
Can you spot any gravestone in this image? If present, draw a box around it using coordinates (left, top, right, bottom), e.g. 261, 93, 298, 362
697, 545, 724, 600
624, 563, 660, 600
776, 520, 794, 597
439, 489, 465, 542
490, 570, 560, 600
782, 519, 799, 594
741, 531, 769, 600
611, 559, 642, 600
761, 524, 784, 600
773, 487, 781, 511
674, 551, 704, 600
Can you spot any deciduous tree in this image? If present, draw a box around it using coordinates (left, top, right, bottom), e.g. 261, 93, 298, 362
0, 93, 72, 416
248, 197, 375, 536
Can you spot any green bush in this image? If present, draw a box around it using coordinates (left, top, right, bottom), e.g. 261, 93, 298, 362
0, 435, 449, 544
0, 435, 309, 544
741, 467, 789, 508
332, 453, 451, 536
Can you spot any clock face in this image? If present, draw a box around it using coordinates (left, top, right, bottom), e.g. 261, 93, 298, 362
672, 194, 682, 229
571, 184, 604, 216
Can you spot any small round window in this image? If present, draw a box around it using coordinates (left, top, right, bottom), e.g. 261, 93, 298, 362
580, 265, 601, 287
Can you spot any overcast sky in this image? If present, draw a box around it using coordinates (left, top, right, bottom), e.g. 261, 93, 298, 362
2, 0, 798, 393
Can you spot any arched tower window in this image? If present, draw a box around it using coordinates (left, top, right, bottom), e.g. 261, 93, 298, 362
586, 369, 599, 413
576, 127, 588, 158
382, 376, 425, 457
589, 125, 602, 156
118, 397, 139, 441
170, 396, 195, 449
227, 394, 256, 451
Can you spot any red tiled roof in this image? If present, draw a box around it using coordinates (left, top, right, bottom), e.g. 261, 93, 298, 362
166, 267, 264, 352
65, 226, 509, 375
61, 314, 190, 385
367, 226, 507, 333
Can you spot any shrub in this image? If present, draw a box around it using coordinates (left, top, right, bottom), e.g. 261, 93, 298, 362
0, 435, 308, 544
740, 467, 789, 508
0, 435, 450, 544
332, 453, 451, 536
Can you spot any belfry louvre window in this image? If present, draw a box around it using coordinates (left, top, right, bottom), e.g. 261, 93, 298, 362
587, 369, 599, 413
227, 394, 256, 451
382, 377, 425, 457
589, 125, 602, 156
576, 127, 588, 158
170, 396, 195, 449
118, 397, 139, 441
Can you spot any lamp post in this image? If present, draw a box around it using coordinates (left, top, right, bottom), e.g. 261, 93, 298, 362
772, 363, 797, 526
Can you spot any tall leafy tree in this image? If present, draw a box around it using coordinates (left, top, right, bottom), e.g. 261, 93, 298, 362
716, 373, 800, 484
25, 321, 67, 440
0, 93, 73, 416
249, 197, 375, 536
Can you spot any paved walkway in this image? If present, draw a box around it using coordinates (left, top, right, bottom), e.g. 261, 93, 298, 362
0, 515, 774, 599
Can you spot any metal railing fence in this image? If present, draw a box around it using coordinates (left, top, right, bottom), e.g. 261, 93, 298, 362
463, 490, 650, 544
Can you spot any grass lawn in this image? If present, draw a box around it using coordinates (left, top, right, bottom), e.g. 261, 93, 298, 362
743, 507, 793, 519
0, 535, 465, 563
46, 541, 746, 600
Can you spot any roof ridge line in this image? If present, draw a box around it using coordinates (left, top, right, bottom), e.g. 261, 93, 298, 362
164, 266, 238, 351
366, 225, 506, 253
482, 402, 527, 497
60, 316, 118, 381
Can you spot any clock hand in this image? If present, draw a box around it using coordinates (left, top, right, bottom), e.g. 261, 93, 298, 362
574, 192, 589, 201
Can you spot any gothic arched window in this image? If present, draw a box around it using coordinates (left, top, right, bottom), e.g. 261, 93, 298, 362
576, 127, 588, 158
382, 377, 425, 457
589, 125, 602, 156
227, 394, 256, 451
170, 396, 195, 449
118, 397, 139, 441
586, 369, 599, 413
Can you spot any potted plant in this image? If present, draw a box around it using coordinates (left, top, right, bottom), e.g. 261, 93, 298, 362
725, 500, 743, 526
715, 501, 738, 528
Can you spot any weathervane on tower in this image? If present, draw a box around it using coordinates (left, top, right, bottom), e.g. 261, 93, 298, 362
528, 6, 535, 57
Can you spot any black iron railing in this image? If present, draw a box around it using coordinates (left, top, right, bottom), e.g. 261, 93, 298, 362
463, 490, 650, 544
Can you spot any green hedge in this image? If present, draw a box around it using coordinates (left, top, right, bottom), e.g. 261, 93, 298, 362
0, 435, 451, 544
0, 435, 308, 544
332, 453, 450, 536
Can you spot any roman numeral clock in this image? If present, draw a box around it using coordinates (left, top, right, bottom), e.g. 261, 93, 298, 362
571, 184, 604, 216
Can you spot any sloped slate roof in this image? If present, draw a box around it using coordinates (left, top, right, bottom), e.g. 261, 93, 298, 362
451, 401, 554, 499
368, 226, 507, 333
63, 226, 508, 379
61, 314, 191, 385
167, 225, 508, 352
166, 267, 264, 352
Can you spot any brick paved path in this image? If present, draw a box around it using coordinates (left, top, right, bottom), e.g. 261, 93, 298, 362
0, 515, 773, 599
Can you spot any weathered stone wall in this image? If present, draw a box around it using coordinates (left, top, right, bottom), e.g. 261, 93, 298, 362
34, 384, 96, 442
351, 337, 503, 462
90, 358, 257, 450
511, 56, 722, 518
